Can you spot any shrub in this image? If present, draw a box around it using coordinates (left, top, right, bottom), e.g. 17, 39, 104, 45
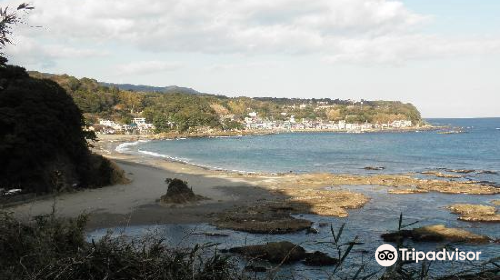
0, 212, 239, 280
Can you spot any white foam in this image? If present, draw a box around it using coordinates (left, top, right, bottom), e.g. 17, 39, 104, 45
135, 148, 254, 174
115, 140, 150, 153
137, 149, 167, 158
137, 149, 190, 164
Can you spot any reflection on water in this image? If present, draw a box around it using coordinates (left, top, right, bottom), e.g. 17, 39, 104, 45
87, 185, 500, 278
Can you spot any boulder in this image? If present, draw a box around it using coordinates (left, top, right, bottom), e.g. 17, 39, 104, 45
477, 170, 498, 175
213, 207, 312, 234
303, 251, 338, 266
306, 227, 319, 234
388, 188, 429, 194
228, 242, 338, 266
420, 171, 461, 178
160, 178, 206, 204
445, 169, 476, 174
381, 224, 491, 244
364, 166, 385, 171
447, 204, 500, 223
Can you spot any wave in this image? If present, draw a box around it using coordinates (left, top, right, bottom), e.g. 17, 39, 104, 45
136, 148, 254, 174
115, 140, 150, 153
137, 149, 191, 164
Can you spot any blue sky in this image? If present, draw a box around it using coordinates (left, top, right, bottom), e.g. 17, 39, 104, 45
402, 0, 500, 34
2, 0, 500, 118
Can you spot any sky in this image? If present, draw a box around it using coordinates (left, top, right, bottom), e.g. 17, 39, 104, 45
2, 0, 500, 118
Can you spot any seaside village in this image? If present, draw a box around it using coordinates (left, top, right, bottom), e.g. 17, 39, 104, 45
243, 113, 413, 132
90, 109, 413, 135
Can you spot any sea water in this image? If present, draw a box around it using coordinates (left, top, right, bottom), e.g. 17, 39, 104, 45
96, 118, 500, 278
121, 118, 500, 184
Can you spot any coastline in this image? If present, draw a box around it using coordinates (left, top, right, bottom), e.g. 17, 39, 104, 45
94, 124, 440, 143
5, 131, 499, 232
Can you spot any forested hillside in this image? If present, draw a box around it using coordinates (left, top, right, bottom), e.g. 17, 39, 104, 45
28, 71, 422, 132
0, 66, 126, 194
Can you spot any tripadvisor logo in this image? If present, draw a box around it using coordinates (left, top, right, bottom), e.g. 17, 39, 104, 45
375, 244, 482, 266
375, 244, 398, 266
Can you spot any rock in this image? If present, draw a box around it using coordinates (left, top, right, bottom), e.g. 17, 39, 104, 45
229, 242, 338, 266
477, 170, 498, 175
160, 178, 206, 204
491, 200, 500, 206
421, 171, 462, 178
447, 204, 500, 223
214, 189, 369, 234
364, 166, 385, 171
284, 173, 499, 195
477, 180, 500, 187
303, 251, 338, 266
388, 188, 429, 194
381, 225, 491, 244
228, 241, 306, 263
446, 169, 476, 174
381, 230, 414, 243
457, 215, 500, 222
306, 227, 319, 234
412, 225, 491, 243
274, 189, 370, 217
447, 204, 496, 215
213, 206, 313, 234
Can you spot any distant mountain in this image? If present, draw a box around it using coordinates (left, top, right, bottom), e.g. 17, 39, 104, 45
99, 82, 202, 95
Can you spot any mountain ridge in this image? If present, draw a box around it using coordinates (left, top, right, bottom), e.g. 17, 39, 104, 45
99, 82, 202, 95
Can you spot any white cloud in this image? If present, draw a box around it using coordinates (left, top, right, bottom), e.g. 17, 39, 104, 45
3, 35, 108, 68
116, 61, 181, 75
2, 0, 500, 64
325, 35, 500, 64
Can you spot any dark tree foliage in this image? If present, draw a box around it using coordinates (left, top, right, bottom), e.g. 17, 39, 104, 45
0, 64, 111, 193
0, 212, 237, 280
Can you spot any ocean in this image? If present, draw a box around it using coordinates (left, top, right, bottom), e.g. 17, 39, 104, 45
121, 118, 500, 184
101, 118, 500, 278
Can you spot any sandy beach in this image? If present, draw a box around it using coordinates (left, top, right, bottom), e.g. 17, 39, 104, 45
7, 138, 278, 229
6, 134, 499, 231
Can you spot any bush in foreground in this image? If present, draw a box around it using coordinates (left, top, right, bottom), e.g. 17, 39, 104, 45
0, 212, 238, 280
1, 211, 498, 280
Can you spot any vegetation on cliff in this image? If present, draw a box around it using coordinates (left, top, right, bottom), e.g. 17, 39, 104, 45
0, 64, 127, 193
28, 71, 423, 133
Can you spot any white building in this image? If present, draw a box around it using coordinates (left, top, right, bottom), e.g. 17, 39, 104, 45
99, 119, 123, 131
133, 118, 147, 126
338, 120, 346, 130
391, 120, 412, 128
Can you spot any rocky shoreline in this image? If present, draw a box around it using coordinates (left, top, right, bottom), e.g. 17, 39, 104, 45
95, 124, 440, 143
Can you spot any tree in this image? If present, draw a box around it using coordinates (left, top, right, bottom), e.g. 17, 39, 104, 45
0, 3, 33, 65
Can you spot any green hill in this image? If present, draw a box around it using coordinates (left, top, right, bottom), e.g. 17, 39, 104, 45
0, 66, 126, 194
27, 71, 423, 133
